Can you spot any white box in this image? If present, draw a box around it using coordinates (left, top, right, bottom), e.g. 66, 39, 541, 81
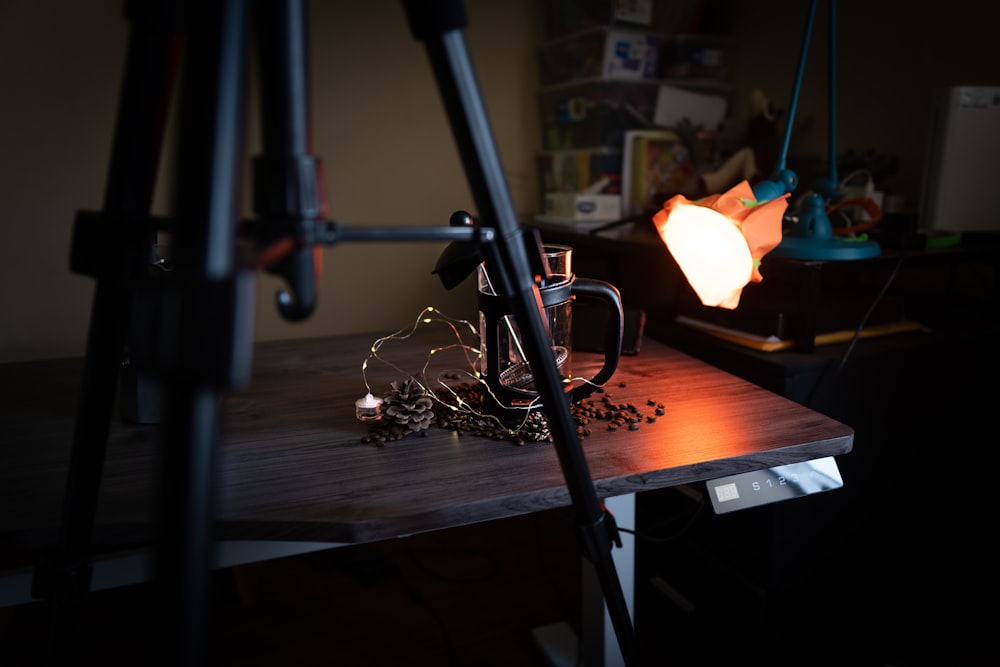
920, 85, 1000, 234
613, 0, 653, 26
653, 83, 728, 130
543, 193, 622, 221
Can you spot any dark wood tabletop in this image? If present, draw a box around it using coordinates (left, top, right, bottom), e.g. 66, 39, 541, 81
0, 328, 853, 568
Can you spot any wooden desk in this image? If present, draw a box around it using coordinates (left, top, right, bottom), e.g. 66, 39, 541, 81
0, 330, 854, 665
0, 330, 852, 594
1, 330, 852, 555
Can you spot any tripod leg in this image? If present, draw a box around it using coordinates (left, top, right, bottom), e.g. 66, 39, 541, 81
400, 1, 637, 664
33, 2, 184, 662
151, 1, 254, 665
250, 0, 323, 321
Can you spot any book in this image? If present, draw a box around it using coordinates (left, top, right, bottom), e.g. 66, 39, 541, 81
620, 129, 695, 216
675, 314, 931, 353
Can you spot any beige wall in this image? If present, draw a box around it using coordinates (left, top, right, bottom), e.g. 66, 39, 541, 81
3, 0, 997, 363
0, 0, 543, 363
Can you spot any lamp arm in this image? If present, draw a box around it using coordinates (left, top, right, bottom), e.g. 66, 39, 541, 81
752, 0, 819, 203
777, 0, 818, 176
815, 0, 839, 198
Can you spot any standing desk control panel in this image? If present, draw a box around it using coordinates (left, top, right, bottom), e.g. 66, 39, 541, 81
706, 457, 844, 514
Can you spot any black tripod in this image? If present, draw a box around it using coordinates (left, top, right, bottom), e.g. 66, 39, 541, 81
33, 1, 637, 665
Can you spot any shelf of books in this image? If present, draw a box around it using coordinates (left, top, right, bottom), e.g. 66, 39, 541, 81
533, 6, 732, 231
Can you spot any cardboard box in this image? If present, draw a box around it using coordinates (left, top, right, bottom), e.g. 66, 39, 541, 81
543, 0, 654, 38
539, 27, 663, 86
543, 193, 622, 221
661, 34, 731, 81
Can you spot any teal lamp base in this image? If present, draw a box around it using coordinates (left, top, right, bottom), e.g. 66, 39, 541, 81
769, 234, 881, 260
769, 193, 881, 261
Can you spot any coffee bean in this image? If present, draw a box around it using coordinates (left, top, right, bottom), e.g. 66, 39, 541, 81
361, 381, 665, 447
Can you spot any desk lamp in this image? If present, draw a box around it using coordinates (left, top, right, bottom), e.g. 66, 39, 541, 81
753, 0, 880, 260
655, 0, 878, 290
654, 180, 786, 308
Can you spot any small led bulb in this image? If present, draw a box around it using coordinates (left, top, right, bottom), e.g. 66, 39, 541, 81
355, 392, 383, 422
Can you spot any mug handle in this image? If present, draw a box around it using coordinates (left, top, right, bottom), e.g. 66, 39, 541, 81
569, 277, 623, 403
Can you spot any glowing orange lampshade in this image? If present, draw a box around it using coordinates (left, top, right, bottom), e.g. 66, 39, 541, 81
653, 180, 788, 309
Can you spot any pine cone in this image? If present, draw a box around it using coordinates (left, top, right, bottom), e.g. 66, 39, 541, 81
382, 378, 435, 434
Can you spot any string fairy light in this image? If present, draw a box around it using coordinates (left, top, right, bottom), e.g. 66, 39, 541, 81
358, 305, 615, 437
361, 305, 479, 394
358, 306, 549, 434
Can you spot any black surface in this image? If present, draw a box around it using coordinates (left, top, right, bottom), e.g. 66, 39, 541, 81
534, 225, 1000, 666
637, 318, 1000, 666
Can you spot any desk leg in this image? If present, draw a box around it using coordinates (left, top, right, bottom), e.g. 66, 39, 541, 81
582, 493, 635, 667
533, 493, 635, 667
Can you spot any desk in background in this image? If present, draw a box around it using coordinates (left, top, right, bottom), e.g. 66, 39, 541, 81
530, 221, 1000, 663
530, 220, 1000, 351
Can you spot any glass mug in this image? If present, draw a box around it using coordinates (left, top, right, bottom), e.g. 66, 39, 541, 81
476, 245, 622, 420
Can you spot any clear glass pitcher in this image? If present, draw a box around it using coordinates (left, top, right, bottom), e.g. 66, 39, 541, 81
476, 244, 622, 419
